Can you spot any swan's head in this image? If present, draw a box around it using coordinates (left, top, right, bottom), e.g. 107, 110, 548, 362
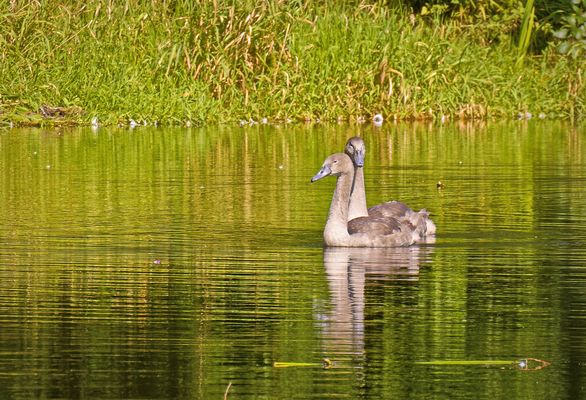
311, 153, 353, 182
344, 136, 365, 167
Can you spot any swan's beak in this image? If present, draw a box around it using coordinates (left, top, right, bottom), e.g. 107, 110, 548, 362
354, 150, 365, 167
311, 165, 332, 182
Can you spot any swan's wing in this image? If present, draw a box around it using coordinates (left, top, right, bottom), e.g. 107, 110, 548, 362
348, 215, 405, 236
369, 201, 436, 237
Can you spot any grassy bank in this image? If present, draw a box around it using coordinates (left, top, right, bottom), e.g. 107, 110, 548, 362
0, 1, 584, 127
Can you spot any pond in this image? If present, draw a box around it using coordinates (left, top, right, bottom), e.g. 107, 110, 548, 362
1, 121, 585, 399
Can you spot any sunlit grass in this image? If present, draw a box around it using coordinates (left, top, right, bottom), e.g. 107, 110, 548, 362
0, 1, 584, 126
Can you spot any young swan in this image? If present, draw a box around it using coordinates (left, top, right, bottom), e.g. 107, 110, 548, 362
311, 153, 418, 247
344, 137, 436, 237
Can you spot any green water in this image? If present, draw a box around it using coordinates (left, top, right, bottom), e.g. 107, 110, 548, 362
1, 122, 585, 399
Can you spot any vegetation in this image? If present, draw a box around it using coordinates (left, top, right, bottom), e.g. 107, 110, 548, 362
553, 0, 586, 59
0, 0, 584, 127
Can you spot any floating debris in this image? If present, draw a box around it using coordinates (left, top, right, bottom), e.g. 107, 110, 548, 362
416, 357, 550, 371
224, 382, 232, 400
373, 113, 384, 126
274, 358, 334, 369
129, 119, 138, 128
436, 181, 445, 189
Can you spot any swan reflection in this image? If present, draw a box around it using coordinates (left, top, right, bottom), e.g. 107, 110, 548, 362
319, 245, 433, 361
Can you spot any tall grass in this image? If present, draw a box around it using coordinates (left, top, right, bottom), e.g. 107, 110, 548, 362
516, 0, 535, 67
0, 0, 584, 126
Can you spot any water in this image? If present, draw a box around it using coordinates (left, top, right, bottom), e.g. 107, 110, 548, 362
1, 122, 585, 399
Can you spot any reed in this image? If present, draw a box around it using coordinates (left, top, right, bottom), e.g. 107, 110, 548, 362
0, 1, 584, 126
516, 0, 535, 67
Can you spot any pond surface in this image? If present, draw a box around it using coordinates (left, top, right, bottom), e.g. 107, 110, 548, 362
1, 121, 586, 399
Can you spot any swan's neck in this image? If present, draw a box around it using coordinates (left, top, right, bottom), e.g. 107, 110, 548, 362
323, 170, 353, 246
348, 166, 369, 221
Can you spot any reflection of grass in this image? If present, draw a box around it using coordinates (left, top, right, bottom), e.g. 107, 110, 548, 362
1, 1, 583, 127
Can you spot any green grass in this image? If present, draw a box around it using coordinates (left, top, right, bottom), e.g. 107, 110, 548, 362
0, 1, 584, 127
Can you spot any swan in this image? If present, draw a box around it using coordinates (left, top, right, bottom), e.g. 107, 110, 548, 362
344, 137, 436, 237
311, 153, 421, 247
